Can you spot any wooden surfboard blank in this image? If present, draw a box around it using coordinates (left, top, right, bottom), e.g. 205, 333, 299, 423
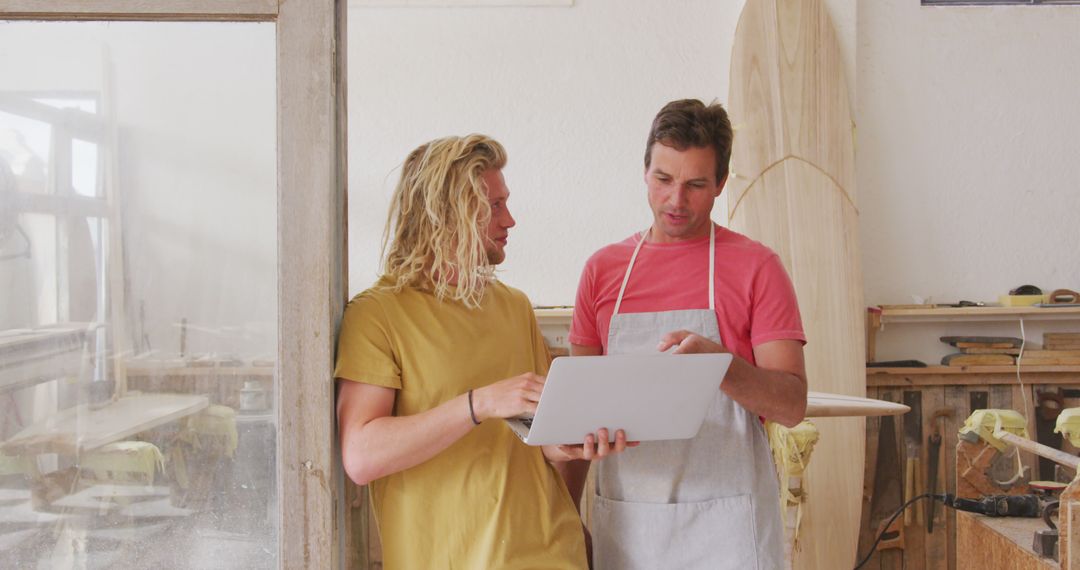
729, 0, 863, 568
806, 392, 909, 418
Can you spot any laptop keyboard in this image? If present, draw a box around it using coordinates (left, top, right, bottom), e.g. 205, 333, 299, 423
519, 417, 534, 429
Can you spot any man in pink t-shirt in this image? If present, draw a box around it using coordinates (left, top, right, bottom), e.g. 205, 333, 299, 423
565, 100, 808, 569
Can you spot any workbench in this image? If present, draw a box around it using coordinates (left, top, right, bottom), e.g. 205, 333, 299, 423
0, 392, 209, 454
861, 367, 1080, 569
956, 510, 1056, 569
0, 324, 89, 393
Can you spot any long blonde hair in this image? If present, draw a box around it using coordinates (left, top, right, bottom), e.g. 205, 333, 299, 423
380, 135, 507, 308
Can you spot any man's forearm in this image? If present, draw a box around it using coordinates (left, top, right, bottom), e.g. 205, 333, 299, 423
721, 356, 807, 427
342, 393, 475, 485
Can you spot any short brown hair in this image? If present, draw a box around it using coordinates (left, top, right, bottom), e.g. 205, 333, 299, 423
644, 99, 733, 182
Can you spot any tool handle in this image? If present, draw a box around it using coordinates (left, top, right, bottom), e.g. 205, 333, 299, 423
998, 432, 1080, 471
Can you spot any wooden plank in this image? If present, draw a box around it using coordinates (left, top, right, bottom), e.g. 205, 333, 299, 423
943, 386, 967, 570
0, 0, 277, 20
998, 432, 1080, 471
859, 389, 905, 569
278, 0, 346, 568
881, 391, 904, 570
729, 3, 864, 567
0, 393, 208, 454
921, 387, 948, 570
868, 369, 1080, 388
942, 354, 1015, 366
1067, 495, 1080, 569
1024, 350, 1080, 358
1032, 386, 1065, 481
1022, 357, 1080, 366
857, 387, 882, 569
880, 305, 1080, 320
989, 384, 1013, 411
867, 310, 880, 363
970, 391, 989, 414
960, 347, 1023, 355
956, 511, 1055, 570
343, 480, 369, 570
901, 391, 925, 565
869, 365, 1080, 375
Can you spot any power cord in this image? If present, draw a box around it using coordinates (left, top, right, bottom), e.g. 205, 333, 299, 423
853, 493, 939, 569
854, 492, 1043, 569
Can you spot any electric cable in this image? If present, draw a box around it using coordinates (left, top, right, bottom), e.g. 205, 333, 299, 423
853, 493, 941, 570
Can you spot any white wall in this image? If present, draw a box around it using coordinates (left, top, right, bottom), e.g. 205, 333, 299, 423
858, 1, 1080, 307
858, 1, 1080, 361
346, 0, 854, 304
349, 0, 1080, 363
348, 0, 745, 304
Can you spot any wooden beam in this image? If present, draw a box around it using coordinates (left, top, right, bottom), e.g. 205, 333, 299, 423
998, 432, 1080, 471
277, 0, 346, 567
0, 0, 277, 21
868, 368, 1080, 387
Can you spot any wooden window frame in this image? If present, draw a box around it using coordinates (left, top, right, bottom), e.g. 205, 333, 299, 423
0, 2, 351, 568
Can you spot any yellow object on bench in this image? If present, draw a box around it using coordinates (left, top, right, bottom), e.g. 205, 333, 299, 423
0, 450, 30, 476
1055, 408, 1080, 448
959, 409, 1029, 452
80, 441, 165, 485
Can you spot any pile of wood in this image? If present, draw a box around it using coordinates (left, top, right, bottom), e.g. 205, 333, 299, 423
940, 333, 1080, 366
940, 336, 1021, 366
1046, 333, 1080, 351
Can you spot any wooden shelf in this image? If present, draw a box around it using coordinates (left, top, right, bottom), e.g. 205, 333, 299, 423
874, 305, 1080, 324
867, 365, 1080, 387
534, 307, 573, 325
869, 365, 1080, 375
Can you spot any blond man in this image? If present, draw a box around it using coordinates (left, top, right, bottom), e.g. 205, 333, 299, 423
336, 135, 623, 569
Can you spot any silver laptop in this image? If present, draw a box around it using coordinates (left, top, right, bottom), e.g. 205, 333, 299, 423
505, 353, 732, 446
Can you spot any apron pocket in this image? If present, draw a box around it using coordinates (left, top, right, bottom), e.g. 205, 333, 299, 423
592, 493, 761, 570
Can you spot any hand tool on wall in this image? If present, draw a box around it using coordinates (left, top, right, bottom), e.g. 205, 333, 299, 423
926, 408, 954, 533
870, 413, 906, 553
902, 391, 923, 526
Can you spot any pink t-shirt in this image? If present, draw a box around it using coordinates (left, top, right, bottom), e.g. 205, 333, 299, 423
569, 225, 806, 364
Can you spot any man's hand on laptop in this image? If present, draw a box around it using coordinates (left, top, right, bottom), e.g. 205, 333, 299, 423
472, 372, 546, 422
541, 428, 639, 462
657, 330, 729, 355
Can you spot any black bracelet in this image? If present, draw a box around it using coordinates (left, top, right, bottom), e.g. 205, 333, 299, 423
467, 389, 481, 425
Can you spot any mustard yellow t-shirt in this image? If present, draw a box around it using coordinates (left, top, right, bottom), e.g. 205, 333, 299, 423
335, 278, 587, 570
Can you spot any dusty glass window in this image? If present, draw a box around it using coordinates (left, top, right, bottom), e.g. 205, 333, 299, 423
0, 21, 277, 568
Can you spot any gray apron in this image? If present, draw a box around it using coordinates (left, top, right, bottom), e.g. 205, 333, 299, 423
592, 226, 783, 570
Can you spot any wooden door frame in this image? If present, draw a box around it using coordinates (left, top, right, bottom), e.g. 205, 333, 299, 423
0, 2, 351, 568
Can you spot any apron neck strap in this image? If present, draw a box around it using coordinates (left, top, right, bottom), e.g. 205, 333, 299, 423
613, 229, 649, 316
708, 223, 715, 312
613, 224, 716, 316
